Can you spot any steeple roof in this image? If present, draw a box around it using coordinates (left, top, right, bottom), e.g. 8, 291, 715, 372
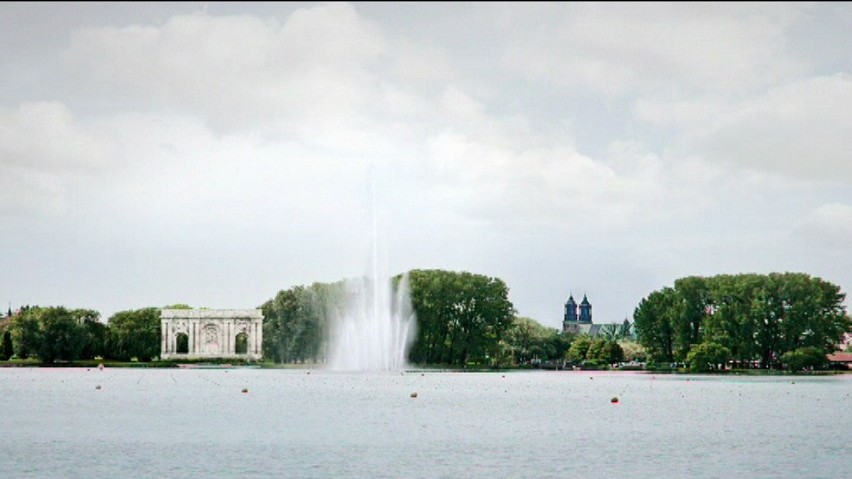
580, 294, 590, 306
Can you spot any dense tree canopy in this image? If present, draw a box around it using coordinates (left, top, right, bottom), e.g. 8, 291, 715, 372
1, 330, 12, 360
634, 273, 850, 369
7, 306, 103, 363
36, 307, 88, 363
501, 316, 572, 365
406, 269, 515, 366
633, 288, 677, 362
260, 270, 517, 367
261, 283, 336, 363
9, 306, 41, 359
107, 307, 161, 361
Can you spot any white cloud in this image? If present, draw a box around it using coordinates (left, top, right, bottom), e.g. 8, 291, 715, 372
63, 4, 387, 143
0, 101, 108, 170
797, 203, 852, 248
637, 74, 852, 181
0, 102, 111, 214
424, 127, 695, 233
501, 3, 803, 97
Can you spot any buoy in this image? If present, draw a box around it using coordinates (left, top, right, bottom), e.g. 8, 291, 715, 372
95, 385, 102, 390
241, 388, 249, 394
611, 397, 619, 403
98, 363, 104, 370
410, 392, 418, 398
502, 375, 505, 378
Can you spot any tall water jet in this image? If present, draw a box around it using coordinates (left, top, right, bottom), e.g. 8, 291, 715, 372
327, 166, 417, 371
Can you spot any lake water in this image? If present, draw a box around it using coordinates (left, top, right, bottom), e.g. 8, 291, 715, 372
0, 368, 849, 478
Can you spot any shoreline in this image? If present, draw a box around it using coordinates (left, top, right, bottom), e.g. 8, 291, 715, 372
0, 359, 848, 375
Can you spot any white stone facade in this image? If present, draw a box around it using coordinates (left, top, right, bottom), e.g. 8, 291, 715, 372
160, 309, 263, 360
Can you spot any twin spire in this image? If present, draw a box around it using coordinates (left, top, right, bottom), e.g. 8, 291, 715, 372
564, 292, 592, 324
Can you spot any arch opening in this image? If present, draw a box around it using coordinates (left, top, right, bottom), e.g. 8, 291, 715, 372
235, 332, 248, 355
176, 333, 189, 354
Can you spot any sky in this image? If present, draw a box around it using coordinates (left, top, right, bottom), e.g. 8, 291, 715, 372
1, 2, 850, 329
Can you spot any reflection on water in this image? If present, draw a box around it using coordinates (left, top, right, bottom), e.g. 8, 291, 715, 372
1, 368, 849, 478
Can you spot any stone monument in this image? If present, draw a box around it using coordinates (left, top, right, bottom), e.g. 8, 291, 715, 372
160, 308, 263, 360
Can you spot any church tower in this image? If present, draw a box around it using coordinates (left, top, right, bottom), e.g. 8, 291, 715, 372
564, 295, 578, 323
563, 295, 578, 333
579, 294, 592, 323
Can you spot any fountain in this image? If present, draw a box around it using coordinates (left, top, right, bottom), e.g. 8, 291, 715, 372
326, 166, 417, 371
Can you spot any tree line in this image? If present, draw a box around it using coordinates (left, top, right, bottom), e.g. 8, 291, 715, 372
261, 269, 637, 368
5, 270, 844, 371
0, 268, 642, 368
0, 306, 161, 363
260, 269, 520, 367
633, 273, 850, 371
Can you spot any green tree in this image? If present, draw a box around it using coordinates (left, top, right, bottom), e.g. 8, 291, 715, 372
587, 338, 624, 365
9, 306, 41, 359
107, 308, 161, 361
549, 331, 574, 362
407, 269, 458, 364
780, 346, 828, 372
639, 272, 849, 370
262, 282, 336, 363
618, 340, 646, 362
407, 269, 515, 366
503, 316, 558, 365
672, 276, 710, 360
1, 331, 12, 360
73, 309, 107, 360
617, 318, 634, 340
703, 274, 762, 367
567, 335, 593, 363
633, 288, 677, 362
263, 287, 304, 363
36, 307, 87, 363
686, 341, 731, 372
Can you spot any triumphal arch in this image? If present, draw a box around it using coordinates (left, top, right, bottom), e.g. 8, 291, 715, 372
160, 309, 263, 360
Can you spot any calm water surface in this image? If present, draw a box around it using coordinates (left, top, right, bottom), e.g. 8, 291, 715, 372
1, 368, 849, 478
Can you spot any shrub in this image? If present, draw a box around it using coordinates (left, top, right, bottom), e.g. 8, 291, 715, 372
781, 347, 828, 372
686, 342, 731, 372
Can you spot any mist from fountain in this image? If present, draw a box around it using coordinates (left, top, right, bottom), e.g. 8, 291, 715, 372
326, 167, 417, 371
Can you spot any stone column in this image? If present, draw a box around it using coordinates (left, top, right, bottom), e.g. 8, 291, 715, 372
227, 321, 232, 354
254, 320, 260, 356
190, 321, 196, 355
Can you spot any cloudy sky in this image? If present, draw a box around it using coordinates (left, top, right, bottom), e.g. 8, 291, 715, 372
1, 2, 850, 328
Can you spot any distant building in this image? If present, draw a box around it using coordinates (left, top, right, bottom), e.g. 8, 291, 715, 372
563, 294, 601, 335
160, 309, 263, 361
